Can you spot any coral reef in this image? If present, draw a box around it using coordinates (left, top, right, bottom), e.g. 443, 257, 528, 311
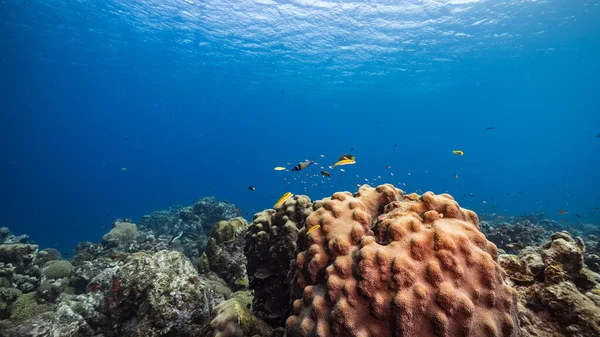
138, 197, 242, 258
0, 243, 40, 292
285, 185, 518, 337
200, 217, 250, 290
245, 195, 313, 326
0, 196, 247, 336
104, 250, 222, 337
583, 234, 600, 273
480, 219, 550, 254
33, 248, 62, 267
1, 189, 598, 337
1, 292, 105, 337
0, 227, 29, 244
500, 231, 600, 337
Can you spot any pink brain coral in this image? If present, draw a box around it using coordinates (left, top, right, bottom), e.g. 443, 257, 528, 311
286, 184, 518, 337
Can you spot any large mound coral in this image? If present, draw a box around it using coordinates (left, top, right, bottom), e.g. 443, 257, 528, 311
101, 220, 139, 245
245, 195, 314, 325
285, 185, 518, 337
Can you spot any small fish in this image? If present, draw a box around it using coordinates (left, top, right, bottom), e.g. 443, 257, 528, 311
506, 242, 523, 250
340, 168, 345, 172
274, 192, 293, 208
292, 160, 316, 171
120, 167, 128, 171
385, 165, 391, 169
575, 213, 581, 217
320, 154, 325, 157
469, 193, 475, 196
321, 170, 331, 178
497, 215, 505, 219
274, 166, 287, 171
452, 150, 464, 156
333, 159, 356, 167
169, 231, 184, 245
560, 219, 568, 223
391, 173, 394, 176
248, 186, 256, 191
394, 144, 398, 147
306, 225, 321, 235
558, 210, 568, 215
486, 127, 496, 130
338, 154, 355, 161
454, 174, 459, 179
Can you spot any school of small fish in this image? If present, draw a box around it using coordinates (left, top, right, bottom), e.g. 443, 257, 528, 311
243, 143, 587, 224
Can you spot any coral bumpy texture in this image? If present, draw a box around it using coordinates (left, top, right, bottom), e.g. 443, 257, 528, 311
285, 184, 519, 337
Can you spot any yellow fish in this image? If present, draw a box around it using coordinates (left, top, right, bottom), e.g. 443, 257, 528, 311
452, 150, 464, 156
332, 159, 356, 167
274, 166, 286, 171
306, 224, 320, 235
274, 192, 293, 208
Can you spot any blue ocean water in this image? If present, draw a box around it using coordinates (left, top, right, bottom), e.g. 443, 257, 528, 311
1, 0, 599, 255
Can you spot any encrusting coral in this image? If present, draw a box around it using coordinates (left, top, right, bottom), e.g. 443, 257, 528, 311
285, 184, 519, 337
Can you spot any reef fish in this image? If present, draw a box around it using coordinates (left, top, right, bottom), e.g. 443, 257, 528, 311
248, 186, 256, 191
291, 160, 316, 171
306, 225, 320, 235
486, 127, 496, 130
321, 170, 331, 178
452, 150, 464, 156
274, 192, 293, 208
558, 210, 568, 215
274, 166, 286, 171
339, 154, 355, 161
332, 159, 356, 167
168, 231, 184, 245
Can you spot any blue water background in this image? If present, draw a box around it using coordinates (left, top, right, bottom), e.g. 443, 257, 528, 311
1, 0, 599, 254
